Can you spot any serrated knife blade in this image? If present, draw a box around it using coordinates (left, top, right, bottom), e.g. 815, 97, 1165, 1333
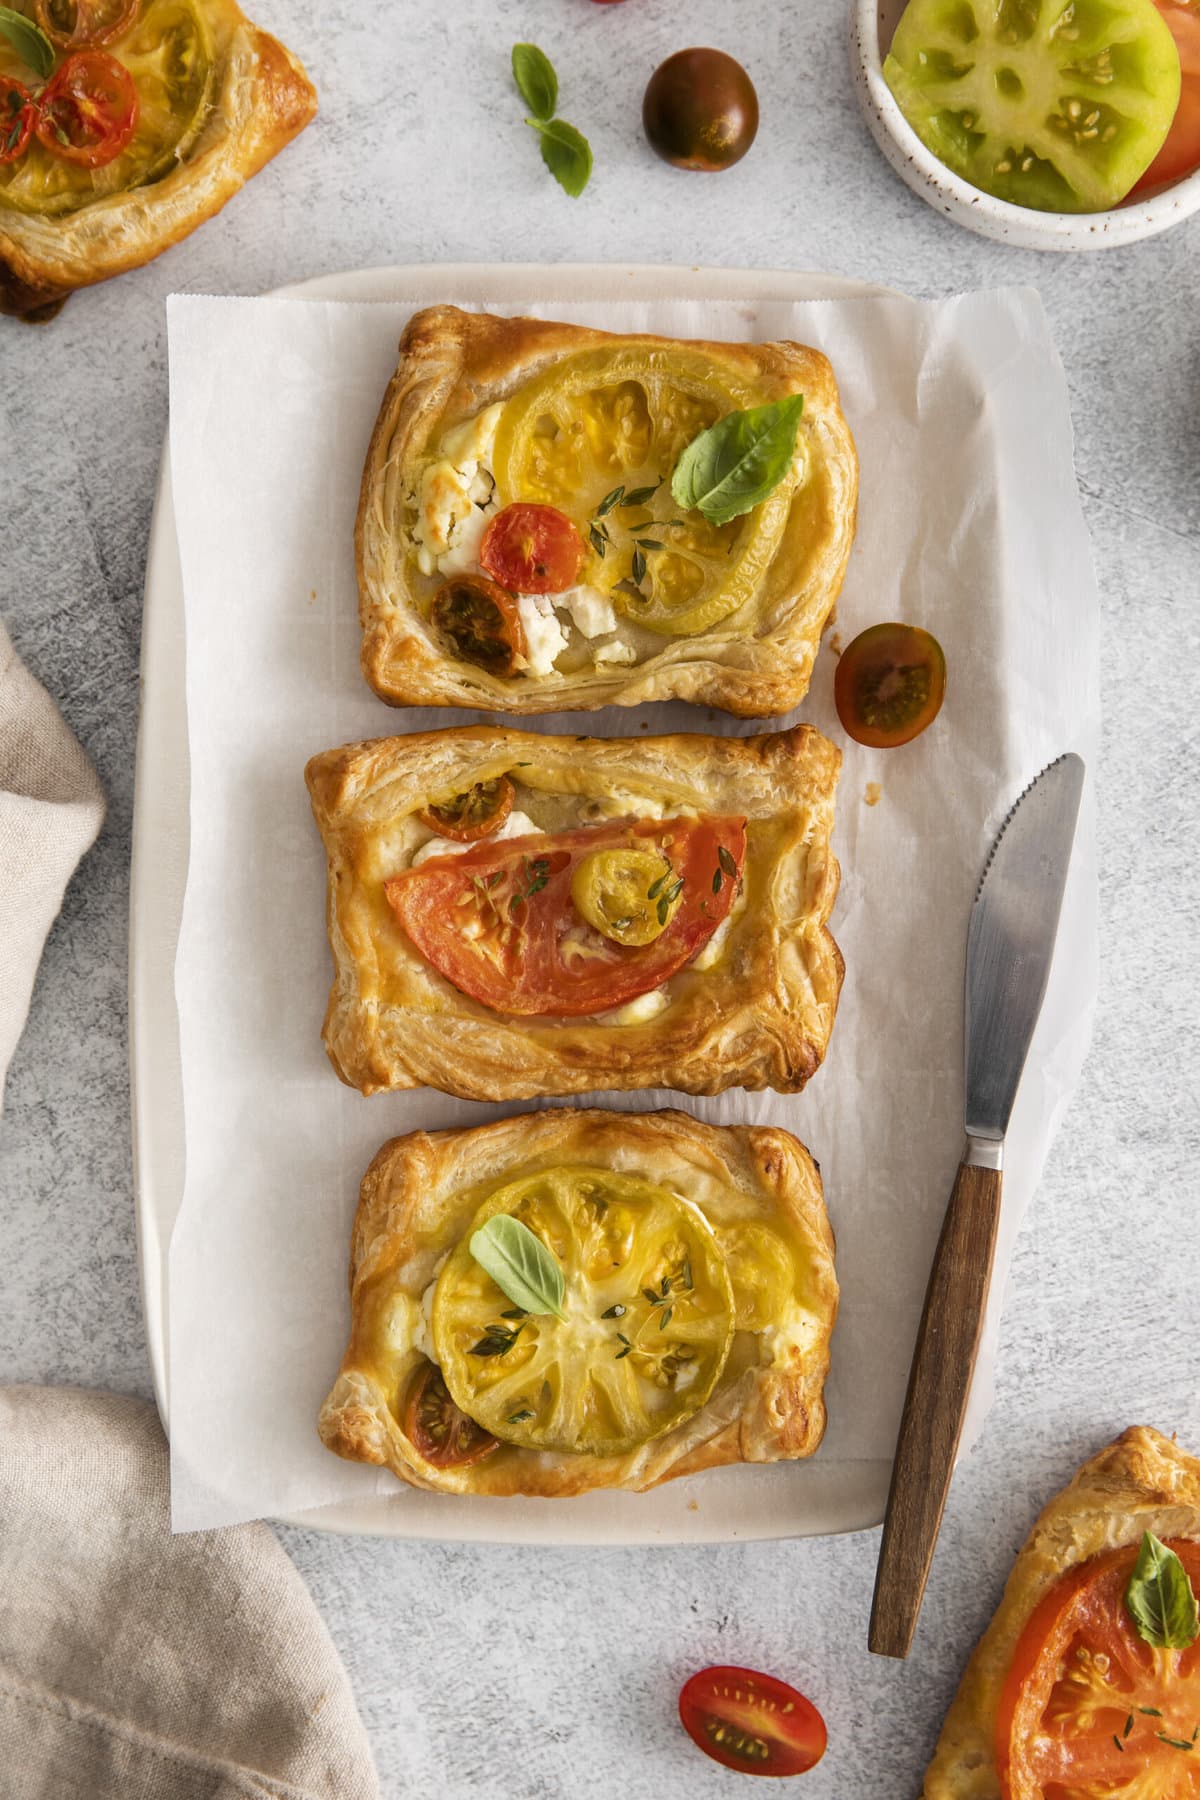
964, 754, 1086, 1147
869, 753, 1086, 1660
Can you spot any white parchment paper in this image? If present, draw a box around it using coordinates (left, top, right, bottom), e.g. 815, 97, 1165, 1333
166, 288, 1099, 1533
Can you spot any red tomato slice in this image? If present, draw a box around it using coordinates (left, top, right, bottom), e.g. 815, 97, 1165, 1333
35, 50, 138, 169
0, 80, 35, 164
402, 1363, 498, 1470
996, 1540, 1200, 1799
679, 1666, 827, 1777
480, 503, 585, 595
35, 0, 139, 48
384, 816, 745, 1018
1132, 2, 1200, 193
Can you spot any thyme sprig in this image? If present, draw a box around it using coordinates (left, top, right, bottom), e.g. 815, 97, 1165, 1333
509, 854, 551, 916
469, 1321, 524, 1358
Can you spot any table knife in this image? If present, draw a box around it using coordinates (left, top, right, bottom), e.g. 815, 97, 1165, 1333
868, 752, 1086, 1660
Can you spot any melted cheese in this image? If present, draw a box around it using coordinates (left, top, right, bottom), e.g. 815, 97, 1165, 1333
516, 595, 569, 676
558, 585, 616, 639
411, 404, 503, 576
599, 988, 671, 1027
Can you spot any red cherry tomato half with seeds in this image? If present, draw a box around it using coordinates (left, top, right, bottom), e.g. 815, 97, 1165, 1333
480, 503, 585, 595
0, 80, 36, 164
834, 622, 946, 749
403, 1363, 498, 1470
35, 50, 138, 169
679, 1666, 827, 1777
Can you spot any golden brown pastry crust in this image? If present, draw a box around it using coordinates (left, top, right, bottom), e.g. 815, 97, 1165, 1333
356, 305, 859, 717
922, 1427, 1200, 1799
319, 1108, 839, 1498
0, 0, 316, 319
305, 721, 843, 1102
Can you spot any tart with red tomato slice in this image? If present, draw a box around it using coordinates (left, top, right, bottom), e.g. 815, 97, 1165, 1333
318, 1108, 839, 1498
922, 1426, 1200, 1800
0, 0, 315, 318
355, 305, 858, 718
304, 721, 843, 1102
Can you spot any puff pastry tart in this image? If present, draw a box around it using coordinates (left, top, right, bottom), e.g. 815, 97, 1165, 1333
0, 0, 316, 319
922, 1426, 1200, 1800
305, 721, 843, 1102
319, 1108, 839, 1499
356, 305, 859, 717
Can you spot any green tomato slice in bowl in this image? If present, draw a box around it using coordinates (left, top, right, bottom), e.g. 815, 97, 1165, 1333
883, 0, 1182, 212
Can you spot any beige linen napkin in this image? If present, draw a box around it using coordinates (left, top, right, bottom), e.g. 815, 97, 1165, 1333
0, 617, 105, 1111
0, 1386, 380, 1799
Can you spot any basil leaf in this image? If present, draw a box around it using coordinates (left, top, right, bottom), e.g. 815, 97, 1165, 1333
671, 393, 805, 526
469, 1215, 566, 1319
0, 6, 54, 78
526, 116, 592, 198
1125, 1531, 1200, 1649
511, 42, 557, 123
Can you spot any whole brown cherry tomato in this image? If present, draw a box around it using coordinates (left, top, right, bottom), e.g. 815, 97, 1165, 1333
642, 48, 759, 172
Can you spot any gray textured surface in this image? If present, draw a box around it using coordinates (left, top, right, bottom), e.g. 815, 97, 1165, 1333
0, 1, 1196, 1795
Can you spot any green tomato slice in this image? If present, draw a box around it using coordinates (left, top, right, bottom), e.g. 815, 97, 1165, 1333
0, 0, 214, 216
431, 1166, 735, 1459
883, 0, 1182, 212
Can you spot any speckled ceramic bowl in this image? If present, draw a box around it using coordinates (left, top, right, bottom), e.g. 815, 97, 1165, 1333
853, 0, 1200, 249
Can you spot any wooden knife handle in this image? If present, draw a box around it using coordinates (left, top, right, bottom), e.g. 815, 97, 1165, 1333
868, 1158, 1003, 1660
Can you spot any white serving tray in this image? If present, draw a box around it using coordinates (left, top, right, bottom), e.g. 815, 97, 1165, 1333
131, 263, 1064, 1545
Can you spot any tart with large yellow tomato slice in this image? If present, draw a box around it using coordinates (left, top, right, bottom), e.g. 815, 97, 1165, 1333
0, 0, 315, 318
923, 1427, 1200, 1800
318, 1109, 839, 1498
356, 305, 859, 718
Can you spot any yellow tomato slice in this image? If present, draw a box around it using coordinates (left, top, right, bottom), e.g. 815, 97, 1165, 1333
0, 0, 214, 216
570, 843, 681, 946
431, 1166, 735, 1458
717, 1223, 796, 1332
489, 346, 794, 638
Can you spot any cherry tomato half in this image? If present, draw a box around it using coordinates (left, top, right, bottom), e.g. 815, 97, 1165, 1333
480, 503, 585, 596
0, 80, 36, 165
679, 1666, 827, 1777
1132, 1, 1200, 193
35, 0, 139, 49
402, 1363, 498, 1470
834, 622, 946, 749
417, 775, 515, 843
430, 575, 527, 678
643, 49, 759, 173
35, 50, 138, 169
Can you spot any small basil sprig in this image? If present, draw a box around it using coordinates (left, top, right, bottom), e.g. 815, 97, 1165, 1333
470, 1215, 566, 1319
526, 117, 592, 199
509, 41, 593, 198
512, 42, 557, 123
671, 393, 804, 527
1125, 1531, 1200, 1650
0, 5, 54, 78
